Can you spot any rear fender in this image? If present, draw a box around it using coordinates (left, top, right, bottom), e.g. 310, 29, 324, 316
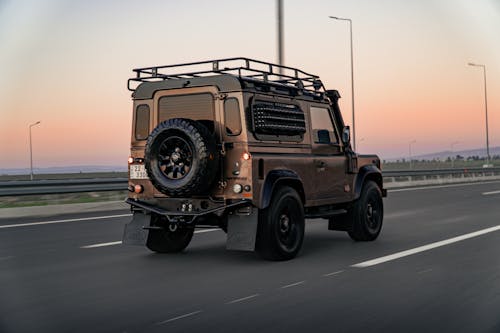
259, 170, 305, 209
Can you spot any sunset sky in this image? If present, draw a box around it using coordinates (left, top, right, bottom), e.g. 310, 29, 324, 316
1, 0, 499, 169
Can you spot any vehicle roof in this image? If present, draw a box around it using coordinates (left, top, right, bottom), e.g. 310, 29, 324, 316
132, 74, 242, 100
133, 73, 329, 102
130, 58, 329, 102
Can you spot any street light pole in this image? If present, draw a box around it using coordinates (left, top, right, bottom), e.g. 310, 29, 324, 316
450, 141, 460, 169
29, 121, 41, 181
468, 62, 490, 165
277, 0, 284, 74
329, 16, 356, 151
409, 140, 416, 170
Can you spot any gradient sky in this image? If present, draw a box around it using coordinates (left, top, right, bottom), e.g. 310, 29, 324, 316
1, 0, 499, 168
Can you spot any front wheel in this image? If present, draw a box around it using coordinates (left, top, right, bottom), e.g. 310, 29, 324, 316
256, 187, 305, 261
348, 181, 384, 241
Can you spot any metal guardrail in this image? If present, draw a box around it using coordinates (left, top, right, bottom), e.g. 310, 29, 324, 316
0, 178, 127, 196
0, 168, 499, 196
383, 167, 500, 177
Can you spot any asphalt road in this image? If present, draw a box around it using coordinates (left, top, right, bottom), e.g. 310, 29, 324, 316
1, 181, 500, 333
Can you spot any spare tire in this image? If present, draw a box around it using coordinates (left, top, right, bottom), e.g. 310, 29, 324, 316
145, 118, 219, 197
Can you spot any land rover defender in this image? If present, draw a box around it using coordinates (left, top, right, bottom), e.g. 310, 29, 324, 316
123, 58, 386, 260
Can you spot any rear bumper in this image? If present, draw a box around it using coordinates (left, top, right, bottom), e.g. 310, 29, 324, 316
125, 198, 250, 224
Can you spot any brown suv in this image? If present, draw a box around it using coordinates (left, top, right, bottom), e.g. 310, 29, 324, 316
123, 58, 386, 260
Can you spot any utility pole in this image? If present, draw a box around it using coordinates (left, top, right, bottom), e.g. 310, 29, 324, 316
468, 63, 490, 165
409, 140, 416, 170
277, 0, 284, 74
29, 121, 41, 181
329, 16, 356, 150
450, 141, 460, 169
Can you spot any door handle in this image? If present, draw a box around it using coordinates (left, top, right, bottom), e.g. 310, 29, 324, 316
315, 160, 327, 168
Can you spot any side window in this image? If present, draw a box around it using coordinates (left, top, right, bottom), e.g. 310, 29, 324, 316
224, 98, 242, 135
310, 106, 337, 144
135, 104, 150, 140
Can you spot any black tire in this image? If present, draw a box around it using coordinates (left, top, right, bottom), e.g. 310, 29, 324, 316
146, 215, 194, 253
347, 181, 383, 241
145, 118, 219, 197
256, 187, 305, 261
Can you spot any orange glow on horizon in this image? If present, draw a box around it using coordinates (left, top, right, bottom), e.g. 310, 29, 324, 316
1, 0, 499, 169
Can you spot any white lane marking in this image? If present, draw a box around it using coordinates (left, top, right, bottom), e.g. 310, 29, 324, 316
323, 270, 344, 277
81, 241, 122, 249
155, 310, 203, 325
0, 214, 132, 229
80, 228, 220, 249
418, 269, 433, 274
194, 228, 220, 234
482, 190, 500, 196
281, 281, 305, 289
352, 225, 500, 268
225, 294, 260, 304
389, 180, 500, 193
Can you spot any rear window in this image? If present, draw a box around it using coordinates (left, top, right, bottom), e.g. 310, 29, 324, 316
158, 93, 214, 122
135, 104, 150, 140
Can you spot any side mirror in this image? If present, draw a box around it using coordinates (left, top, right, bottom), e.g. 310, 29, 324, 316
342, 126, 351, 145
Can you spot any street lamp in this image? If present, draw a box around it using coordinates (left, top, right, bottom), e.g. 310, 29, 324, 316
468, 62, 490, 165
409, 140, 416, 170
329, 15, 356, 151
277, 0, 284, 74
29, 121, 41, 181
450, 141, 460, 169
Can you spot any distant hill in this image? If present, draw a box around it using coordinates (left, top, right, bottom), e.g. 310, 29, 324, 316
385, 146, 500, 162
413, 146, 500, 161
2, 146, 500, 175
0, 165, 127, 176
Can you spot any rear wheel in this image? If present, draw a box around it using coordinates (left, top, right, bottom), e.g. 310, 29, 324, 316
146, 215, 194, 253
256, 187, 305, 261
348, 181, 383, 241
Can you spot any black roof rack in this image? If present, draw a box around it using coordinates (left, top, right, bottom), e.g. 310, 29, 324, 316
128, 57, 326, 96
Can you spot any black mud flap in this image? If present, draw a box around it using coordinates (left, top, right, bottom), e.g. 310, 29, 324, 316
122, 212, 150, 246
226, 209, 258, 251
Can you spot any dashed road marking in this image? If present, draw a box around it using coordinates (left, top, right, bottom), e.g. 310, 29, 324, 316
0, 214, 132, 229
281, 281, 305, 289
351, 224, 500, 268
194, 229, 220, 234
155, 310, 203, 325
80, 229, 219, 249
389, 180, 500, 193
323, 270, 344, 277
225, 294, 260, 304
482, 190, 500, 196
81, 241, 122, 249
